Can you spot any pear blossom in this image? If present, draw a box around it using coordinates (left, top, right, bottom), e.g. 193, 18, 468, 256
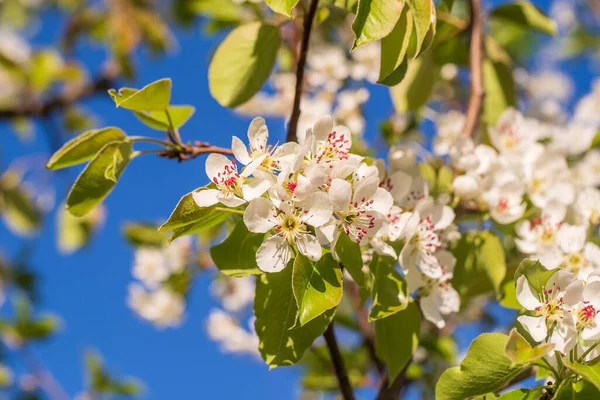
127, 284, 185, 328
206, 309, 259, 356
483, 179, 526, 224
210, 276, 255, 313
434, 111, 465, 156
515, 202, 566, 255
132, 237, 191, 287
244, 194, 332, 272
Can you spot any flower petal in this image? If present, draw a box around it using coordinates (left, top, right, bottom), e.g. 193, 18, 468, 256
248, 117, 269, 151
218, 193, 246, 208
205, 153, 233, 182
329, 179, 352, 213
242, 179, 271, 201
193, 188, 220, 207
244, 197, 277, 233
312, 115, 333, 141
296, 234, 323, 261
302, 192, 333, 227
516, 275, 542, 310
256, 235, 291, 273
517, 315, 548, 342
231, 136, 252, 165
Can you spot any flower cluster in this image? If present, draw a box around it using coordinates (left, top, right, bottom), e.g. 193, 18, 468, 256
127, 237, 191, 328
195, 116, 460, 328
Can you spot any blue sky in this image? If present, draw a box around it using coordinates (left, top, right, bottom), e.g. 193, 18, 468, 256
0, 2, 598, 399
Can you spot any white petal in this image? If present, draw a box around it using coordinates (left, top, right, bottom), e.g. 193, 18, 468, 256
584, 281, 600, 309
353, 176, 379, 205
292, 173, 313, 201
387, 171, 412, 203
256, 235, 291, 273
273, 142, 300, 170
432, 205, 455, 231
302, 192, 333, 227
193, 188, 220, 207
367, 188, 393, 215
242, 179, 271, 201
405, 270, 424, 293
218, 193, 246, 208
248, 117, 269, 151
231, 136, 252, 165
206, 153, 232, 181
332, 125, 352, 153
316, 218, 337, 245
516, 275, 542, 310
329, 179, 352, 213
419, 253, 443, 279
244, 197, 277, 233
296, 234, 323, 261
312, 115, 333, 141
582, 316, 600, 341
562, 280, 584, 308
240, 154, 268, 177
420, 295, 446, 329
517, 315, 548, 342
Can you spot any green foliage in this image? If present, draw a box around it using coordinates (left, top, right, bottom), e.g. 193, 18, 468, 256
210, 220, 263, 277
0, 170, 42, 235
451, 230, 507, 302
301, 345, 369, 390
408, 0, 435, 56
0, 297, 60, 342
436, 333, 527, 400
504, 328, 554, 366
85, 350, 142, 396
254, 265, 334, 368
292, 253, 343, 327
495, 388, 544, 400
351, 0, 404, 50
66, 140, 133, 217
553, 378, 600, 399
209, 22, 281, 107
482, 58, 517, 125
489, 1, 557, 36
390, 50, 434, 113
108, 78, 172, 111
57, 205, 103, 254
514, 258, 557, 294
265, 0, 299, 17
564, 359, 600, 392
159, 187, 231, 241
46, 127, 127, 170
134, 105, 196, 131
122, 222, 167, 247
369, 253, 408, 321
374, 302, 420, 382
378, 6, 412, 86
335, 231, 365, 287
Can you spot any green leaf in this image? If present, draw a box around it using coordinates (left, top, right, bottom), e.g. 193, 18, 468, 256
122, 223, 167, 247
504, 328, 554, 366
477, 230, 506, 294
351, 0, 405, 49
265, 0, 299, 17
292, 253, 343, 327
133, 105, 195, 131
378, 7, 412, 86
496, 388, 543, 400
108, 78, 172, 111
436, 333, 527, 400
159, 187, 230, 240
210, 220, 263, 277
57, 205, 103, 254
514, 258, 557, 294
209, 22, 280, 108
369, 253, 408, 321
66, 141, 133, 217
408, 0, 435, 56
335, 231, 365, 287
482, 58, 517, 125
489, 1, 557, 36
564, 359, 600, 392
0, 173, 42, 235
390, 50, 435, 113
374, 302, 420, 382
334, 0, 359, 12
46, 127, 127, 170
254, 265, 334, 368
302, 345, 370, 390
553, 378, 600, 400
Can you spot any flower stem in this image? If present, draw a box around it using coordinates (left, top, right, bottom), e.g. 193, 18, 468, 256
215, 207, 244, 215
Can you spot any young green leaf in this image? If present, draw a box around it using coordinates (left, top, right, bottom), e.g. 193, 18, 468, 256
335, 231, 365, 287
436, 333, 527, 400
378, 7, 413, 86
122, 223, 167, 248
514, 258, 557, 294
0, 173, 42, 236
564, 358, 600, 392
390, 50, 435, 113
209, 22, 280, 107
254, 265, 334, 368
265, 0, 299, 18
374, 302, 420, 382
159, 187, 231, 240
553, 378, 600, 400
46, 127, 127, 170
477, 230, 506, 294
292, 253, 343, 327
108, 78, 172, 111
489, 1, 557, 36
495, 388, 543, 400
504, 328, 554, 366
57, 205, 103, 254
369, 253, 408, 321
483, 58, 517, 125
66, 141, 133, 217
352, 0, 405, 50
134, 105, 196, 131
408, 0, 435, 56
210, 220, 263, 277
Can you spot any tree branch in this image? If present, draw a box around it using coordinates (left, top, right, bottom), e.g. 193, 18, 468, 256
158, 140, 233, 162
0, 64, 120, 120
21, 345, 70, 400
286, 0, 320, 142
323, 322, 356, 400
376, 358, 412, 400
462, 0, 485, 138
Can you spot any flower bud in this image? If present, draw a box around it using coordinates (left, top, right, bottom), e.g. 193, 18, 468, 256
453, 175, 480, 200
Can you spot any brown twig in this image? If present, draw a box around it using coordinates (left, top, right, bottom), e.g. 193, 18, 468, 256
21, 345, 70, 400
158, 140, 233, 162
0, 64, 120, 120
286, 0, 320, 142
323, 322, 356, 400
376, 358, 412, 400
463, 0, 485, 138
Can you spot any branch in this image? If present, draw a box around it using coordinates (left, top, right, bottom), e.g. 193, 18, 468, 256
21, 345, 70, 400
376, 359, 411, 400
0, 63, 120, 120
286, 0, 320, 142
462, 0, 485, 138
323, 322, 356, 400
158, 140, 233, 162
